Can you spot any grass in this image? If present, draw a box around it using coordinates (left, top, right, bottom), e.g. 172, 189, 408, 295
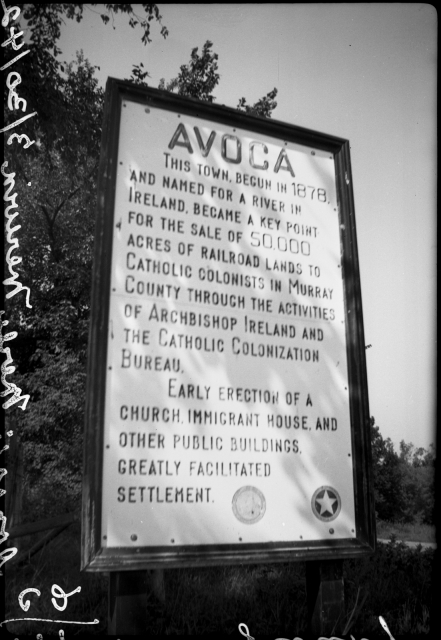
5, 522, 434, 636
376, 519, 436, 543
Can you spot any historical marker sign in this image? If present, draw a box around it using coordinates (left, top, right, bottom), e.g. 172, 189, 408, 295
82, 79, 375, 571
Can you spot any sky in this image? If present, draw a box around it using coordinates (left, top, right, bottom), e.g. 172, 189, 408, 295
58, 3, 437, 451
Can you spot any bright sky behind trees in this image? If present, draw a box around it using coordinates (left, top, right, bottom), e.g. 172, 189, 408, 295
57, 3, 436, 449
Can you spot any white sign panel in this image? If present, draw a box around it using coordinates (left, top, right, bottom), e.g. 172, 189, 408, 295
99, 97, 357, 551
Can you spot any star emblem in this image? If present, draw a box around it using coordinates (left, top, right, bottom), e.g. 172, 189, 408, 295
316, 490, 337, 516
311, 486, 341, 521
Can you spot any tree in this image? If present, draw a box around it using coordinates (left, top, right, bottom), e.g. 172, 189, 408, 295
399, 439, 435, 468
236, 88, 278, 118
5, 52, 105, 520
4, 10, 280, 522
370, 417, 404, 521
4, 5, 168, 151
370, 418, 436, 524
398, 439, 436, 523
158, 40, 220, 103
4, 4, 168, 520
141, 40, 278, 116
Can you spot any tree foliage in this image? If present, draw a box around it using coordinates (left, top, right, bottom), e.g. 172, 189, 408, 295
5, 7, 433, 527
23, 4, 168, 50
152, 40, 277, 117
236, 88, 278, 118
158, 40, 220, 103
4, 51, 104, 519
4, 5, 167, 520
370, 418, 435, 524
4, 9, 280, 522
4, 5, 167, 146
370, 417, 403, 521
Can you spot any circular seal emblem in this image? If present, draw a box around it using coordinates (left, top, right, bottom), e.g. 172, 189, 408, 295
311, 486, 341, 522
232, 486, 266, 524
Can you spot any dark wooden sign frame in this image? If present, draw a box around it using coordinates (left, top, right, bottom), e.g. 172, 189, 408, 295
82, 78, 375, 572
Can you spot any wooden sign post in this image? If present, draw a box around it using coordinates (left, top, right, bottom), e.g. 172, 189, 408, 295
108, 569, 164, 634
306, 559, 344, 635
82, 79, 375, 634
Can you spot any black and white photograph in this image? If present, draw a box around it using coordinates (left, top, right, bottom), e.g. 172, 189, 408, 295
2, 4, 436, 637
